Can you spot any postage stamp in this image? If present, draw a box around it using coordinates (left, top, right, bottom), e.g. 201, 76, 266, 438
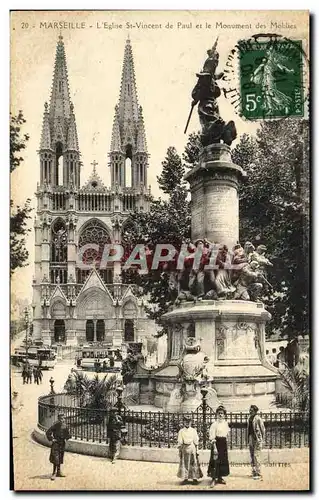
238, 39, 304, 120
222, 35, 309, 121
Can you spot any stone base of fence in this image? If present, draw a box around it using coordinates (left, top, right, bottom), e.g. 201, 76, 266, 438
32, 427, 309, 465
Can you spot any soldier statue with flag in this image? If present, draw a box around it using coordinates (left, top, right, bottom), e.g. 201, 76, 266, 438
185, 37, 237, 147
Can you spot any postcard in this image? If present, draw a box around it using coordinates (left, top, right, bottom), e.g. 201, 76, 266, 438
10, 10, 310, 491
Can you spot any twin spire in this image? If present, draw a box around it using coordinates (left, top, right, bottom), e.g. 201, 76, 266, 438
40, 34, 79, 152
111, 37, 148, 154
40, 35, 148, 187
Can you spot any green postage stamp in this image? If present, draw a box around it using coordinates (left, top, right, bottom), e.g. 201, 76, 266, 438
239, 39, 304, 120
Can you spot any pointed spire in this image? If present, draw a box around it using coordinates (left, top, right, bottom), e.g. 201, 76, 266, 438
136, 105, 148, 152
118, 37, 139, 126
66, 102, 79, 151
40, 102, 52, 149
109, 38, 149, 189
49, 34, 72, 134
110, 105, 122, 152
39, 35, 82, 187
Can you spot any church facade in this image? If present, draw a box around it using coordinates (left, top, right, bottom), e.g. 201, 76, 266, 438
32, 36, 157, 347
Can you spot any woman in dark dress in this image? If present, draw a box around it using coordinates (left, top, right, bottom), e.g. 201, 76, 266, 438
207, 405, 230, 488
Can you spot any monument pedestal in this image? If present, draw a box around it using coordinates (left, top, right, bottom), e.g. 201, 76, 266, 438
154, 300, 278, 411
184, 143, 245, 249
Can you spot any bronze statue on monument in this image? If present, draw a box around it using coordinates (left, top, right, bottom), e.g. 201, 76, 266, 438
184, 37, 237, 147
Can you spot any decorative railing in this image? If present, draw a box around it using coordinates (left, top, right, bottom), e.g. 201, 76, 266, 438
38, 392, 309, 450
78, 193, 112, 212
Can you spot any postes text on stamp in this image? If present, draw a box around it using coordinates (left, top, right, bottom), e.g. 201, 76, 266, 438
238, 39, 304, 120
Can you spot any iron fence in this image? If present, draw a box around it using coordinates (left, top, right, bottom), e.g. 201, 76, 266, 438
38, 393, 309, 450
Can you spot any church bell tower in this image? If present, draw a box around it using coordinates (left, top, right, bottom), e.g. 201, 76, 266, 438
109, 38, 149, 189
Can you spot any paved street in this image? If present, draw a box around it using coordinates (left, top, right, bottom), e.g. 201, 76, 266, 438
11, 361, 310, 491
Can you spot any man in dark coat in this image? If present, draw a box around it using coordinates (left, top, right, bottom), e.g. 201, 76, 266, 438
108, 409, 124, 464
33, 366, 39, 385
37, 365, 43, 383
46, 412, 71, 480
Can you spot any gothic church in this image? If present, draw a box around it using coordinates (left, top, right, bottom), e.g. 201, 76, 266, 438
32, 36, 156, 347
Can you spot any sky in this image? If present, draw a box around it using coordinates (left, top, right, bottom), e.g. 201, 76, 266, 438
10, 10, 309, 302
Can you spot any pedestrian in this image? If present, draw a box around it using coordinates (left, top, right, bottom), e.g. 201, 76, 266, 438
107, 409, 125, 464
33, 366, 39, 385
46, 412, 71, 480
248, 404, 265, 480
177, 415, 203, 485
22, 363, 28, 384
37, 366, 43, 383
26, 364, 33, 384
208, 405, 230, 488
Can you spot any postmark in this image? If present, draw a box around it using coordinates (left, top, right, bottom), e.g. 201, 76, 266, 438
222, 34, 309, 121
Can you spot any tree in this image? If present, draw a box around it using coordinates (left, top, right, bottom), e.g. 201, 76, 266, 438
182, 131, 201, 170
10, 111, 30, 173
157, 146, 186, 195
122, 146, 191, 323
233, 120, 309, 338
10, 111, 32, 274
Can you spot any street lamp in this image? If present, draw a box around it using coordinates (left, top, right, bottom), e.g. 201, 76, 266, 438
24, 307, 30, 357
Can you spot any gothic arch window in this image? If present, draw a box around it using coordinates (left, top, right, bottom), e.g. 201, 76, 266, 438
51, 219, 67, 263
56, 142, 63, 185
125, 157, 132, 187
78, 220, 111, 265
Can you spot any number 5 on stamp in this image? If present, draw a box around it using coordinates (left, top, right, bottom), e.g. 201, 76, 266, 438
239, 40, 304, 120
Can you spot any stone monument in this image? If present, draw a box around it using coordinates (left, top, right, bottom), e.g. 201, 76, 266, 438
151, 38, 278, 411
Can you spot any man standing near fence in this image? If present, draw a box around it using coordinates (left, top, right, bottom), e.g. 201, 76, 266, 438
107, 409, 125, 464
247, 405, 265, 480
46, 412, 71, 480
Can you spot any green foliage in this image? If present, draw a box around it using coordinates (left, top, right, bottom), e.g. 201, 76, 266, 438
157, 146, 186, 195
182, 131, 201, 169
64, 371, 119, 410
122, 146, 191, 324
10, 111, 32, 274
233, 120, 309, 338
277, 361, 309, 412
10, 199, 32, 274
10, 111, 30, 173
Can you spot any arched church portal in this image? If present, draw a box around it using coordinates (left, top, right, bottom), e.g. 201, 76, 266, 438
86, 320, 94, 342
124, 319, 135, 342
96, 319, 105, 341
54, 319, 66, 343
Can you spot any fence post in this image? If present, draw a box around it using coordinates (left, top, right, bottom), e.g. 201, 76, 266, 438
201, 387, 208, 449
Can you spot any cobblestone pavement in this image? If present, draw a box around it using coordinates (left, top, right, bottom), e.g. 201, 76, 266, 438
11, 361, 310, 491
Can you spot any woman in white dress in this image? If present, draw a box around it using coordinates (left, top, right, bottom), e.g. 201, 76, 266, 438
208, 405, 230, 487
177, 415, 203, 485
